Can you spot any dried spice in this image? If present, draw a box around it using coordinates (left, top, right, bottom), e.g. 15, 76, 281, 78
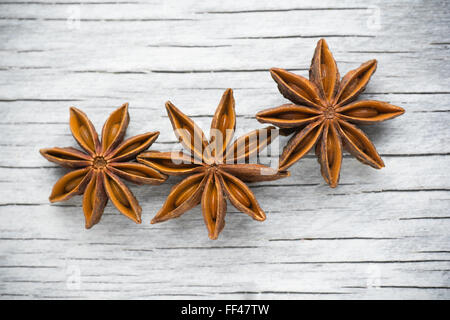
138, 89, 289, 239
256, 39, 405, 187
40, 103, 167, 228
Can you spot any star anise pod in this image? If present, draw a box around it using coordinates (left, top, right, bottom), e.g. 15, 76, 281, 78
40, 103, 167, 228
137, 89, 289, 239
256, 39, 405, 187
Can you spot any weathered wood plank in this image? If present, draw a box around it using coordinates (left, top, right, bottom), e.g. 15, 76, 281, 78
0, 0, 449, 299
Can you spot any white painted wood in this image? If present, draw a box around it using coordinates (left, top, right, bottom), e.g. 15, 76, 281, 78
0, 0, 449, 299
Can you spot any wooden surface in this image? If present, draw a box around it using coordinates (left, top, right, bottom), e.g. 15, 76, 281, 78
0, 0, 449, 299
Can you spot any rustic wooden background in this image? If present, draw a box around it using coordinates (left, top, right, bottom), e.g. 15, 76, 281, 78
0, 0, 449, 299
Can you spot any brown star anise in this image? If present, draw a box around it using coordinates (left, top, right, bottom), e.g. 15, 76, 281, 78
256, 39, 405, 187
40, 103, 167, 228
137, 89, 289, 239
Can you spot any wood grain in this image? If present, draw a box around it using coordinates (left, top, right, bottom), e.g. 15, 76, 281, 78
0, 0, 449, 299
